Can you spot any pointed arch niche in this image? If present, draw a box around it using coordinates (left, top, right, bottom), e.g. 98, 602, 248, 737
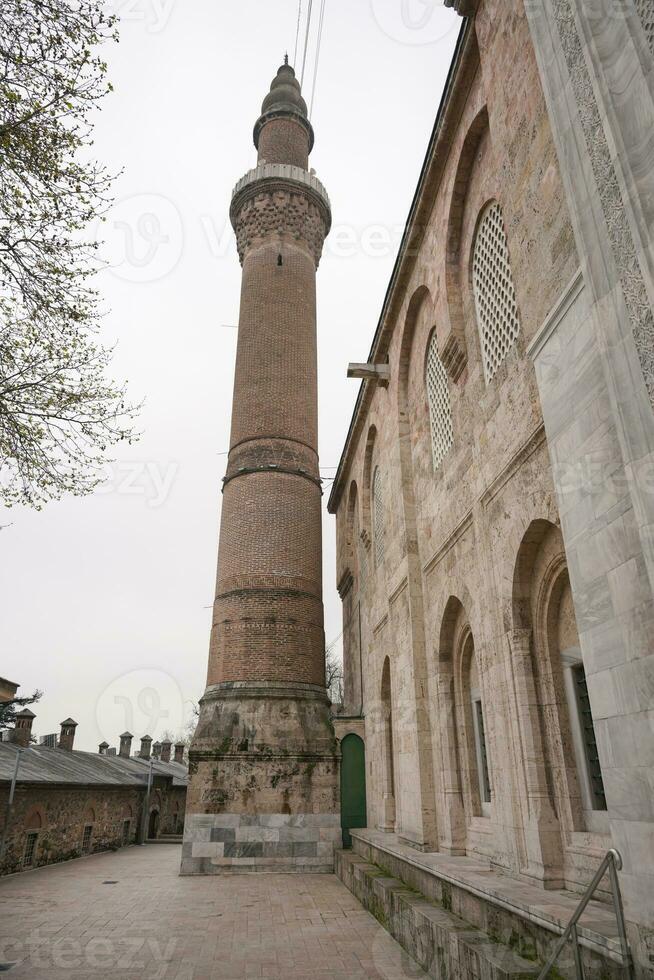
511, 519, 609, 889
435, 596, 480, 855
442, 106, 489, 382
379, 656, 397, 832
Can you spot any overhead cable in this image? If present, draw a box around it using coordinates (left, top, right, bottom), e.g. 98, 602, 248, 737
300, 0, 314, 86
293, 0, 302, 67
309, 0, 326, 118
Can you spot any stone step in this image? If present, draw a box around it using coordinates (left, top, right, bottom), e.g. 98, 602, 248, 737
348, 829, 630, 979
148, 835, 183, 844
336, 849, 541, 980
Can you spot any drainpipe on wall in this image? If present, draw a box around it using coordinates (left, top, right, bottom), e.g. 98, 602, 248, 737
0, 748, 22, 864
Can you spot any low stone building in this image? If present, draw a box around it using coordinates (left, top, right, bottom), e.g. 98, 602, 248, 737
329, 2, 654, 977
0, 712, 187, 876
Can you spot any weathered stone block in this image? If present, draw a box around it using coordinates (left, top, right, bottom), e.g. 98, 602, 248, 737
210, 828, 235, 843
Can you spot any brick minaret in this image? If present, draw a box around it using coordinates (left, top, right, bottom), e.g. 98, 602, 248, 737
181, 60, 339, 874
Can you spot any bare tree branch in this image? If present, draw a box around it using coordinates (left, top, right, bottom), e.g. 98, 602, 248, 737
326, 640, 344, 706
0, 0, 139, 508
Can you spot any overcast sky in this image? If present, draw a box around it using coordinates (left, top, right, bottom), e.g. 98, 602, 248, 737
1, 0, 459, 750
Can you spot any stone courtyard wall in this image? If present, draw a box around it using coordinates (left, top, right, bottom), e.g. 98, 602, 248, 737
0, 784, 144, 875
0, 779, 187, 876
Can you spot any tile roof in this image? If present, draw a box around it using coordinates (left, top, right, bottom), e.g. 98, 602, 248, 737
0, 742, 188, 788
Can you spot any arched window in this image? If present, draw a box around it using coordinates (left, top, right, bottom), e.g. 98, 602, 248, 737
426, 332, 453, 470
557, 578, 607, 815
380, 657, 396, 831
347, 482, 368, 588
25, 807, 43, 831
148, 808, 160, 840
372, 467, 385, 567
472, 201, 520, 383
467, 647, 491, 817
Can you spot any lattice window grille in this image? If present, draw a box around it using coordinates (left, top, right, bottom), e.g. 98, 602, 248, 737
472, 201, 521, 383
82, 824, 93, 854
372, 468, 385, 567
636, 0, 654, 54
426, 334, 453, 470
358, 527, 368, 587
23, 832, 38, 867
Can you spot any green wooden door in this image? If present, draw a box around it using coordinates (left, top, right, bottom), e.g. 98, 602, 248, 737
340, 734, 367, 848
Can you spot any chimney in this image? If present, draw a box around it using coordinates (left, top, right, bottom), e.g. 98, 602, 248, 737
174, 742, 185, 764
11, 708, 35, 747
160, 740, 172, 763
98, 741, 109, 754
139, 734, 152, 759
119, 731, 133, 758
152, 741, 162, 760
59, 718, 78, 751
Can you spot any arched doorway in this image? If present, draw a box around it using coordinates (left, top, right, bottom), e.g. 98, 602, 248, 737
148, 809, 159, 839
340, 734, 367, 848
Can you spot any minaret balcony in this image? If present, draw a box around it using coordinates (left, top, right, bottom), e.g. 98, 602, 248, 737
230, 162, 331, 266
231, 162, 330, 215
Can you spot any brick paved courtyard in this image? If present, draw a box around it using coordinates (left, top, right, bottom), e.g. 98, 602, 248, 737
0, 844, 425, 979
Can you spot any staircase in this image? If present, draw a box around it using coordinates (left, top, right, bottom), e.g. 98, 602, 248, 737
337, 849, 540, 980
336, 831, 631, 980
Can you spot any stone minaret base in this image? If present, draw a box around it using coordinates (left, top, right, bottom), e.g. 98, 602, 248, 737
181, 683, 340, 874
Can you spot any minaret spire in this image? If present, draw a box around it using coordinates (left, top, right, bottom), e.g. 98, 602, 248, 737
253, 57, 314, 166
182, 64, 339, 875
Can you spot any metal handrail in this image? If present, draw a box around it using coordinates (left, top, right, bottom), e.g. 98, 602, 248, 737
537, 848, 632, 979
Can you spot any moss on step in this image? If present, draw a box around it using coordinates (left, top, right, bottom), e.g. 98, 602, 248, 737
507, 930, 539, 963
347, 852, 542, 978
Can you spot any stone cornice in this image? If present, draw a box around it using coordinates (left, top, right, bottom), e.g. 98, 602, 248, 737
337, 569, 354, 599
478, 423, 547, 509
222, 465, 323, 491
526, 269, 584, 362
199, 680, 331, 706
372, 613, 389, 636
423, 509, 473, 577
444, 0, 479, 15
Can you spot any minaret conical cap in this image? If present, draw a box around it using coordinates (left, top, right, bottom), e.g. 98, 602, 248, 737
260, 61, 308, 119
254, 60, 314, 153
